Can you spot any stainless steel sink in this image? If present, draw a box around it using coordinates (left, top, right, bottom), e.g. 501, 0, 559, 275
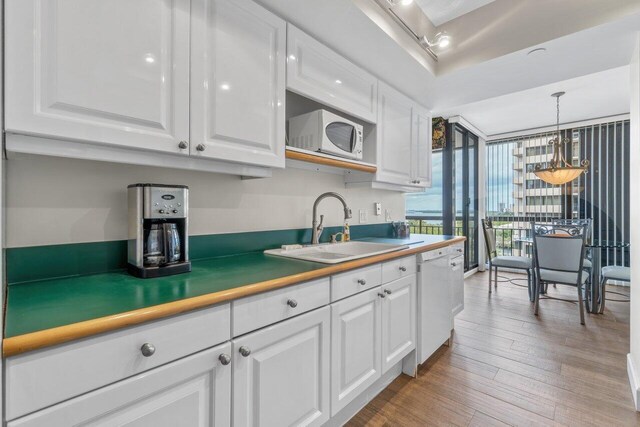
264, 241, 409, 264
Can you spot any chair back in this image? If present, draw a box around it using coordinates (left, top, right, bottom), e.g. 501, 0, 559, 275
532, 223, 587, 276
481, 219, 497, 260
551, 218, 592, 244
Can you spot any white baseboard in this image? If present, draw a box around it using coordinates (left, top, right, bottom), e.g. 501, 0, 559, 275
627, 353, 640, 411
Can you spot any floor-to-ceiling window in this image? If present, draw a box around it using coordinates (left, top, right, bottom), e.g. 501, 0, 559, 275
407, 120, 479, 271
485, 119, 630, 266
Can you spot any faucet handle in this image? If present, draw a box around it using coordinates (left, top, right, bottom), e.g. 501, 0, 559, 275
330, 232, 344, 244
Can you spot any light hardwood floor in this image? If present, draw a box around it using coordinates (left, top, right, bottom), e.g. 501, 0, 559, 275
348, 271, 638, 426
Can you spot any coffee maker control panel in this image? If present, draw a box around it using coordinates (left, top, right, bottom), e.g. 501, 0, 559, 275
143, 186, 188, 219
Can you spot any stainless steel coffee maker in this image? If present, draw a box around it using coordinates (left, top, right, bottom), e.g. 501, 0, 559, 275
127, 184, 191, 278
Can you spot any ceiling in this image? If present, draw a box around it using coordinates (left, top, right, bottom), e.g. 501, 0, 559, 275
435, 66, 630, 137
415, 0, 496, 26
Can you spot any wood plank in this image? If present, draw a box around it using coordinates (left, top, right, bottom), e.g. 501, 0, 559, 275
285, 148, 377, 173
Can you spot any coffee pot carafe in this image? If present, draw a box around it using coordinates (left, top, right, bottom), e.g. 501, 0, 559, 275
143, 223, 181, 267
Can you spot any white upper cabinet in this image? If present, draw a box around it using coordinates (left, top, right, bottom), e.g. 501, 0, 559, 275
412, 106, 433, 187
233, 307, 331, 427
5, 0, 191, 154
376, 82, 414, 186
287, 24, 378, 123
191, 0, 286, 168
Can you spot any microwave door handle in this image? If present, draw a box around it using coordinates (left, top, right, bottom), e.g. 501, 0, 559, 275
351, 126, 356, 152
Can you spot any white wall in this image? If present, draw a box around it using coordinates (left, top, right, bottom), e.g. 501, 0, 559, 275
5, 154, 406, 248
629, 32, 640, 411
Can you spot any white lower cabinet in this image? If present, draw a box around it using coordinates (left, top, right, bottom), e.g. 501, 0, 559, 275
8, 343, 232, 427
330, 287, 382, 416
233, 306, 331, 427
381, 275, 416, 373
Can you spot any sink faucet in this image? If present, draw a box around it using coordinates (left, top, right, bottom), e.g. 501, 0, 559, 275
311, 192, 352, 245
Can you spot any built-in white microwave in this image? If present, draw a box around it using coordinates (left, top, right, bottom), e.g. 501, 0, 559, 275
287, 110, 363, 160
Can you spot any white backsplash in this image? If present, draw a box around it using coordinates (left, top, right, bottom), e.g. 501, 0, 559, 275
6, 153, 406, 248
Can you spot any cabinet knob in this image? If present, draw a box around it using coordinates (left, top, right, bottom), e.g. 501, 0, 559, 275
451, 262, 457, 267
384, 289, 392, 295
219, 353, 231, 365
140, 343, 156, 357
399, 266, 407, 272
287, 299, 298, 308
357, 279, 367, 285
239, 346, 251, 357
378, 292, 386, 299
196, 144, 206, 152
457, 248, 463, 253
178, 140, 188, 149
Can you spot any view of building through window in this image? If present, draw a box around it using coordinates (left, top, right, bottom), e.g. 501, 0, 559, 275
406, 119, 630, 268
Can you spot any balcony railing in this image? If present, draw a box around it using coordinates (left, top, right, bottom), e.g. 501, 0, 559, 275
406, 216, 464, 236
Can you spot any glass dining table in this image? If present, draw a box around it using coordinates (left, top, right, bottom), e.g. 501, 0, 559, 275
515, 237, 630, 313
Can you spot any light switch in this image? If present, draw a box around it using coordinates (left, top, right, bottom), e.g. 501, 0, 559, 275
374, 202, 382, 216
359, 209, 367, 224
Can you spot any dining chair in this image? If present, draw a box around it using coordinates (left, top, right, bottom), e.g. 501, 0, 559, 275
482, 219, 534, 300
599, 266, 630, 313
532, 223, 589, 324
551, 218, 593, 271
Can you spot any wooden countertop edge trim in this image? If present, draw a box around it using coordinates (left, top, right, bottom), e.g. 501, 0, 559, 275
285, 150, 377, 173
3, 237, 465, 357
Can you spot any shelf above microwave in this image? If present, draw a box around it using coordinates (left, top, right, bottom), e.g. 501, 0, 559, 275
285, 147, 377, 174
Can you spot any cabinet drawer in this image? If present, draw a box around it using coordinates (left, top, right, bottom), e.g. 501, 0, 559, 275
232, 278, 330, 336
331, 264, 382, 302
6, 304, 231, 421
382, 255, 417, 283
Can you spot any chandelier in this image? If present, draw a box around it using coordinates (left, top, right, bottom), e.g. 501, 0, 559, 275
533, 92, 590, 185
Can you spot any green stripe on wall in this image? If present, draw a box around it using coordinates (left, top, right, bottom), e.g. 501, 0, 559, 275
7, 223, 393, 285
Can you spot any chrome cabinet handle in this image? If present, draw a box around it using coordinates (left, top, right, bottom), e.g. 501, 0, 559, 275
451, 262, 457, 267
196, 144, 206, 152
239, 346, 251, 357
384, 289, 392, 295
357, 279, 367, 285
219, 353, 231, 365
457, 248, 463, 253
140, 343, 156, 357
378, 292, 386, 299
178, 140, 188, 149
399, 266, 407, 272
287, 299, 298, 308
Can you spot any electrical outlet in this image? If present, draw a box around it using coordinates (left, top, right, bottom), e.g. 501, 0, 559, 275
374, 202, 382, 216
359, 209, 367, 224
385, 209, 392, 222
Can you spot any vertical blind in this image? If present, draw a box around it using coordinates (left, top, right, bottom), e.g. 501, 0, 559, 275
486, 119, 630, 266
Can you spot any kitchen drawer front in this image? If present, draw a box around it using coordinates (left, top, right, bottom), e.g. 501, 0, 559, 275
382, 255, 417, 283
451, 243, 464, 256
232, 278, 330, 336
6, 304, 231, 421
331, 264, 382, 302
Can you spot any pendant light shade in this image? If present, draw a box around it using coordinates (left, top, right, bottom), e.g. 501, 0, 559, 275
533, 92, 589, 185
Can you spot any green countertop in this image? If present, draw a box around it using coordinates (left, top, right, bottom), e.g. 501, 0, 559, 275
5, 235, 458, 339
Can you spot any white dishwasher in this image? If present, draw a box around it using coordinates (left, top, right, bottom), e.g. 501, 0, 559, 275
417, 247, 452, 365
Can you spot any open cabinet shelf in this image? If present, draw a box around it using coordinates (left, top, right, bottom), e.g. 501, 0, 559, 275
285, 147, 377, 174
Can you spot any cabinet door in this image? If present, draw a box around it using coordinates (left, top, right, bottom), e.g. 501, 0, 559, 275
331, 287, 382, 416
191, 0, 286, 168
412, 107, 432, 187
381, 275, 416, 373
8, 343, 232, 427
233, 307, 330, 427
5, 0, 190, 154
376, 82, 413, 185
287, 24, 378, 123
